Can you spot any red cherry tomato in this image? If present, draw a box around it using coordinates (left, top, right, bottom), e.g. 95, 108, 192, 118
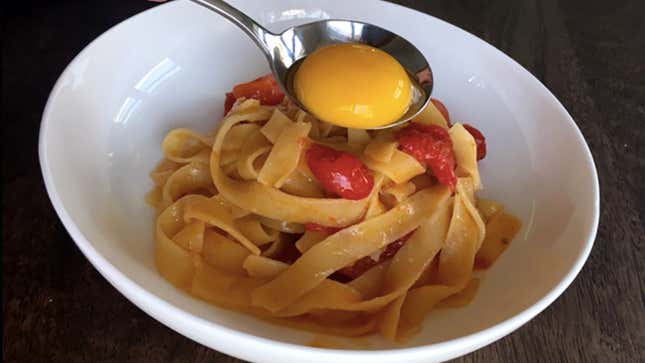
397, 123, 457, 190
430, 98, 451, 126
463, 124, 486, 160
337, 231, 414, 279
306, 144, 374, 200
224, 74, 285, 114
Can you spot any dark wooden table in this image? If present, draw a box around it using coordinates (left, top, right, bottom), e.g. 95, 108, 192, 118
3, 0, 644, 362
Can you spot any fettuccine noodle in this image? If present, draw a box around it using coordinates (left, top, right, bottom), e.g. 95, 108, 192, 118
147, 90, 521, 341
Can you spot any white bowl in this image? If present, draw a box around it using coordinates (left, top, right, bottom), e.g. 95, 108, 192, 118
39, 0, 599, 362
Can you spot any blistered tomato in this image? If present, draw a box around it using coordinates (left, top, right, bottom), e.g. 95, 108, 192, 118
397, 123, 457, 190
224, 74, 285, 114
306, 144, 374, 200
463, 124, 487, 160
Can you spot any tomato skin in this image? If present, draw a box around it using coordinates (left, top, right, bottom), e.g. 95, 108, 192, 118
224, 74, 285, 114
397, 123, 457, 190
306, 144, 374, 200
430, 98, 451, 126
337, 231, 414, 279
463, 124, 487, 160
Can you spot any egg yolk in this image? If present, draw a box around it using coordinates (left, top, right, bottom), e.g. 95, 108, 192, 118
294, 43, 411, 128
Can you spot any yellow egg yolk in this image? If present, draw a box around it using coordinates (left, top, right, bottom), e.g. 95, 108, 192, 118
294, 43, 411, 128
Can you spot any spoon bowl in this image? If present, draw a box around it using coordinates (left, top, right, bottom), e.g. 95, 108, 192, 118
191, 0, 433, 129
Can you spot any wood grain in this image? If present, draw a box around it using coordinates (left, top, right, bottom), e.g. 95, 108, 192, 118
2, 0, 643, 362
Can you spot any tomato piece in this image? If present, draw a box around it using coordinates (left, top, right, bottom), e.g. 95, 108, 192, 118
304, 223, 341, 235
430, 98, 451, 126
337, 231, 414, 279
306, 144, 374, 200
223, 74, 285, 114
232, 74, 285, 105
397, 123, 457, 190
463, 124, 486, 160
224, 92, 236, 114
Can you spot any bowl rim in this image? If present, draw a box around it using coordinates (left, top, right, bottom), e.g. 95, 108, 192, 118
38, 0, 600, 360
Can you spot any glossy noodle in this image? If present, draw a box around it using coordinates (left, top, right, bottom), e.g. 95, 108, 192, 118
147, 89, 521, 341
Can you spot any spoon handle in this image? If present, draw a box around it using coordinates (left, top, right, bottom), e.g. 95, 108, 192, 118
189, 0, 274, 56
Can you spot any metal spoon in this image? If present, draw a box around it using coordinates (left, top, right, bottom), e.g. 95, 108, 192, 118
190, 0, 433, 130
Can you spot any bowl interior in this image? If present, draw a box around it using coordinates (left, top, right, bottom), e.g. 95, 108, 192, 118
40, 0, 598, 360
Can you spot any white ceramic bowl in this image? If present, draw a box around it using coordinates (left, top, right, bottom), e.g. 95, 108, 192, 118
39, 0, 599, 362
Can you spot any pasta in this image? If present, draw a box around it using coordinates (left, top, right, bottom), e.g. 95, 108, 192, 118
147, 76, 522, 341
